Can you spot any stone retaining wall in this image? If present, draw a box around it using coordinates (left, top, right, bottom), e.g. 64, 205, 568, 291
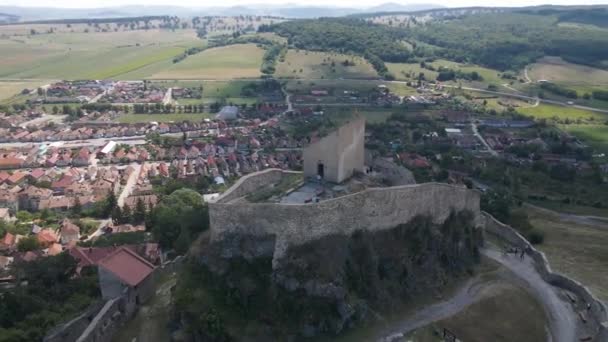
210, 172, 481, 263
483, 212, 608, 340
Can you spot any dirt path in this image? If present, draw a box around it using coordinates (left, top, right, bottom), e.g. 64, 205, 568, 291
482, 249, 579, 342
115, 274, 177, 342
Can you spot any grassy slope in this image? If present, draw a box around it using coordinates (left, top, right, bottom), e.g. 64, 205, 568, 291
523, 205, 608, 301
150, 44, 264, 80
429, 285, 548, 342
275, 50, 378, 79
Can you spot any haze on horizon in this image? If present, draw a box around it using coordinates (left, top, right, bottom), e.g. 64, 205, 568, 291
2, 0, 608, 9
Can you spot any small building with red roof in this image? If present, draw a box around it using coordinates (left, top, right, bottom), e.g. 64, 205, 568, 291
97, 247, 156, 303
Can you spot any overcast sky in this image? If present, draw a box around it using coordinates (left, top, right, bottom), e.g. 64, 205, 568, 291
2, 0, 607, 8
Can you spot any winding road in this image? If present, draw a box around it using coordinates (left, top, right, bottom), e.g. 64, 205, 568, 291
376, 246, 580, 342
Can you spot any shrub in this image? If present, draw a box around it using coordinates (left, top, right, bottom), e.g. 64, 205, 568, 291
527, 230, 545, 245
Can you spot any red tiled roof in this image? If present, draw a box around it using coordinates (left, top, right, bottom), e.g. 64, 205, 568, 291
30, 168, 46, 179
98, 247, 155, 287
1, 232, 15, 246
37, 229, 58, 245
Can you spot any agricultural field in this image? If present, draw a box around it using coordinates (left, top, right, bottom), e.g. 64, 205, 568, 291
517, 103, 606, 122
0, 29, 201, 79
0, 80, 51, 102
117, 113, 213, 123
150, 44, 264, 80
523, 205, 608, 301
275, 50, 378, 79
527, 57, 608, 87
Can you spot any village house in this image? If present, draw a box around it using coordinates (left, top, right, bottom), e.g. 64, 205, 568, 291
60, 219, 80, 245
97, 247, 156, 303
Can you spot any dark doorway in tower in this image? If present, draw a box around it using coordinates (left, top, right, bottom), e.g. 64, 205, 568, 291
317, 162, 324, 179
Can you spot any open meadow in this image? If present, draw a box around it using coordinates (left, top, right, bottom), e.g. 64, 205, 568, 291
149, 44, 264, 80
275, 50, 378, 79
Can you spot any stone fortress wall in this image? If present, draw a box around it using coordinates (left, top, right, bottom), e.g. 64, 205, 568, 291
209, 169, 481, 263
484, 213, 608, 340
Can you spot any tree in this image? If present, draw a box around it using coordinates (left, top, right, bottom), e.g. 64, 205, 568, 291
111, 205, 122, 225
121, 205, 132, 224
103, 190, 117, 217
133, 197, 147, 224
72, 197, 82, 216
148, 189, 209, 250
17, 236, 40, 252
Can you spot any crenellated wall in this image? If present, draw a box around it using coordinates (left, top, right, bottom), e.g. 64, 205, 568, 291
209, 169, 481, 263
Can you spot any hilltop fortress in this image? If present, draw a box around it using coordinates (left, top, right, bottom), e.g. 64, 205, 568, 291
208, 118, 482, 266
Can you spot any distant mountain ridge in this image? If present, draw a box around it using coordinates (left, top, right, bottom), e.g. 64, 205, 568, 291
0, 3, 444, 21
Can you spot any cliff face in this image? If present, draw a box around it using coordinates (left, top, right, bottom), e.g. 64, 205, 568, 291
189, 210, 483, 340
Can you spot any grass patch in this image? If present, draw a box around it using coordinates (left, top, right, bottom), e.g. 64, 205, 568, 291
246, 173, 303, 202
523, 205, 608, 301
0, 80, 52, 102
276, 50, 378, 79
325, 107, 394, 124
118, 113, 213, 123
561, 124, 608, 154
150, 44, 264, 80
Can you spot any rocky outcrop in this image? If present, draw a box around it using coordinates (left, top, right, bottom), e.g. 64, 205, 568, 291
210, 171, 481, 267
194, 210, 483, 340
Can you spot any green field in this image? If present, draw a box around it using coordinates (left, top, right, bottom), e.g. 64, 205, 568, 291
150, 44, 264, 80
118, 113, 213, 123
276, 50, 378, 79
518, 103, 606, 121
0, 30, 201, 80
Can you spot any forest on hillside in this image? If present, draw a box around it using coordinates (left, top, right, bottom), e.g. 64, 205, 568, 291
261, 8, 608, 77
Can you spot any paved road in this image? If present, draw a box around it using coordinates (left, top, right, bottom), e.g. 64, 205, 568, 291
471, 122, 498, 156
86, 163, 142, 240
20, 114, 67, 128
376, 247, 580, 342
